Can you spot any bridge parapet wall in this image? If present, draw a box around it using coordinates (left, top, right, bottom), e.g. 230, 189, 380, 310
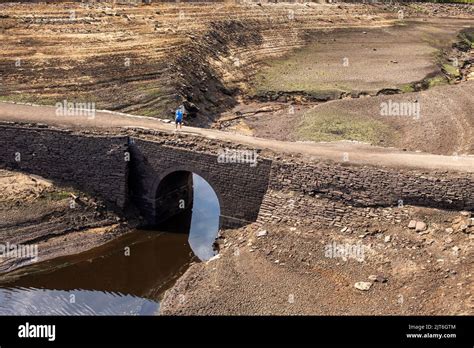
269, 161, 474, 211
0, 125, 129, 209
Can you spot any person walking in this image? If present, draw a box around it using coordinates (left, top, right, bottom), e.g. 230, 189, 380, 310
175, 105, 184, 130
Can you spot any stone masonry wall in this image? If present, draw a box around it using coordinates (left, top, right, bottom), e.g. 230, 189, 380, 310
256, 160, 474, 227
257, 189, 412, 229
269, 161, 474, 211
0, 125, 129, 209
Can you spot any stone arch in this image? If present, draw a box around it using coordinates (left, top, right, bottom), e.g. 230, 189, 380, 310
151, 166, 225, 211
151, 166, 224, 226
128, 138, 272, 228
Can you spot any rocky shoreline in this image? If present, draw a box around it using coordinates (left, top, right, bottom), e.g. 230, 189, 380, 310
161, 203, 473, 315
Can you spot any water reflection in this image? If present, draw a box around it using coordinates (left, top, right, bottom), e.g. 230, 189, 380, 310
0, 172, 221, 315
0, 231, 193, 315
188, 174, 220, 261
0, 287, 158, 315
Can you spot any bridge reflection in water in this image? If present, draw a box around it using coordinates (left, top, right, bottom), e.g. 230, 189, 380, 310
0, 174, 220, 315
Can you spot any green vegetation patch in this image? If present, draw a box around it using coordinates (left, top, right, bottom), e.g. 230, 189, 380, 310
442, 63, 461, 78
399, 83, 415, 93
296, 109, 397, 144
251, 47, 350, 96
41, 190, 72, 201
128, 85, 172, 118
427, 75, 448, 88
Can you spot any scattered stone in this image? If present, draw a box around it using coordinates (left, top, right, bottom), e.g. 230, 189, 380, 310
460, 211, 470, 217
256, 230, 267, 237
415, 221, 427, 232
445, 227, 454, 233
384, 235, 391, 243
354, 282, 372, 291
408, 220, 417, 229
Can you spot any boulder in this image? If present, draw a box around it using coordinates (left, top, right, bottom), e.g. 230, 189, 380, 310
415, 221, 427, 232
354, 282, 372, 291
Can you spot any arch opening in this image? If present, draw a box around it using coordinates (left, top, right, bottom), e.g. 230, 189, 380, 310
154, 171, 221, 261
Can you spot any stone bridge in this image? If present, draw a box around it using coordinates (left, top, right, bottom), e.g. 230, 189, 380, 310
0, 118, 473, 230
0, 124, 272, 228
128, 137, 272, 227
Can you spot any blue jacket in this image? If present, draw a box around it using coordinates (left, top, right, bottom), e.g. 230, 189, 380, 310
175, 109, 183, 121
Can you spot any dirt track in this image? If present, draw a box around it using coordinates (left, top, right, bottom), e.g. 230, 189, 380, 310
1, 101, 474, 172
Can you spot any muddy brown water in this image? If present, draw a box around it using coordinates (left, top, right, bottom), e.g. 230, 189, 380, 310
0, 174, 220, 315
